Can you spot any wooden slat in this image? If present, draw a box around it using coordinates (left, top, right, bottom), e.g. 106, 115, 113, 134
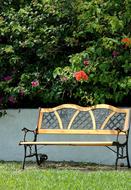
54, 111, 63, 129
101, 112, 115, 129
37, 129, 125, 135
40, 104, 129, 114
89, 110, 96, 130
19, 141, 115, 146
67, 110, 79, 129
37, 109, 43, 130
124, 109, 130, 131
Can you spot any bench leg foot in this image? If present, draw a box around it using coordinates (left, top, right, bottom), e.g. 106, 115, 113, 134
35, 145, 48, 166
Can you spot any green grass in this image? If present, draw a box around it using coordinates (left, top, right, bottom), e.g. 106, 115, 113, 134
0, 162, 131, 190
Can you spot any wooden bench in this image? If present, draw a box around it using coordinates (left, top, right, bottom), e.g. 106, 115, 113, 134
19, 104, 130, 170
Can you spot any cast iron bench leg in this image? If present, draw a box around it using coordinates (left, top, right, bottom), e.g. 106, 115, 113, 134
22, 145, 27, 170
126, 143, 131, 168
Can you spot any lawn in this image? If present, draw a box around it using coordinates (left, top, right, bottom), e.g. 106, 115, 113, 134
0, 162, 131, 190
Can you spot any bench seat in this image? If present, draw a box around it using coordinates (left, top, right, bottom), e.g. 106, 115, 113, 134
19, 141, 116, 146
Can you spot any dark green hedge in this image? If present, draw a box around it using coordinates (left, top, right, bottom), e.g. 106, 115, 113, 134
0, 0, 131, 108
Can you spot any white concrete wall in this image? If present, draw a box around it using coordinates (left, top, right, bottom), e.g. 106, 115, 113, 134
0, 109, 131, 166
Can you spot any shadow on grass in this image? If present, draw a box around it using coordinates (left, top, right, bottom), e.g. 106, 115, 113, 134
15, 160, 129, 172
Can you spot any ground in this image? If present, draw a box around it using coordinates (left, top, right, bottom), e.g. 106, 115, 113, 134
23, 161, 128, 171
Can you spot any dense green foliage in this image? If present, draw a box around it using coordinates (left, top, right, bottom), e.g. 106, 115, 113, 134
0, 162, 131, 190
0, 0, 131, 108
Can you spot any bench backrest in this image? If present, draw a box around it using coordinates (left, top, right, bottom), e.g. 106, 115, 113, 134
36, 104, 130, 135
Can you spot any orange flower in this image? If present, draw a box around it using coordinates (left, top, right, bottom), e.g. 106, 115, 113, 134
121, 38, 131, 46
74, 70, 88, 81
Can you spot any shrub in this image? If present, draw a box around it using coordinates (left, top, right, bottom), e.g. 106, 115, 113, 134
0, 0, 78, 108
0, 0, 131, 109
53, 0, 131, 106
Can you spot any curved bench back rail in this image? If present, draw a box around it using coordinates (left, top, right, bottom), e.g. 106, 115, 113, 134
36, 104, 130, 135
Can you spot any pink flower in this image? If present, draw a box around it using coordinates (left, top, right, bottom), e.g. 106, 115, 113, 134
8, 96, 16, 104
4, 76, 12, 81
60, 76, 68, 82
83, 59, 89, 66
31, 80, 39, 87
112, 51, 119, 57
74, 70, 88, 81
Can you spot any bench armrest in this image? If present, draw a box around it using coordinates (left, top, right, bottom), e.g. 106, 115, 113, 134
21, 127, 36, 142
22, 127, 36, 133
115, 127, 128, 145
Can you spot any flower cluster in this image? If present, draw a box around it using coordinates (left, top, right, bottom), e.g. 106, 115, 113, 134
4, 76, 12, 81
121, 38, 131, 47
31, 80, 39, 87
8, 96, 16, 104
83, 59, 89, 66
112, 51, 119, 58
74, 70, 88, 81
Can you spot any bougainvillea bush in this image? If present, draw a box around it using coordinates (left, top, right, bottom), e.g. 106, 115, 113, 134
0, 0, 131, 110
